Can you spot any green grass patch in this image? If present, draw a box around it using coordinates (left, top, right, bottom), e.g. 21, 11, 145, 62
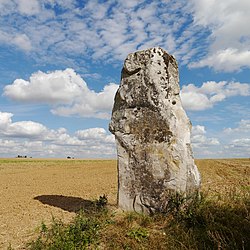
26, 191, 249, 250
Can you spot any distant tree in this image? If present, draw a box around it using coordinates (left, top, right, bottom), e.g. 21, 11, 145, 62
16, 155, 29, 158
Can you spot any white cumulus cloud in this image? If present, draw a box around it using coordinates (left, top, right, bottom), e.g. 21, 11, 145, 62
190, 0, 250, 71
4, 68, 86, 104
13, 34, 32, 51
191, 125, 220, 149
190, 49, 250, 72
76, 128, 115, 144
217, 120, 250, 157
0, 110, 115, 158
224, 138, 250, 157
0, 111, 47, 138
224, 119, 250, 134
231, 138, 250, 148
7, 121, 47, 138
17, 0, 41, 15
51, 82, 119, 119
191, 125, 206, 136
0, 111, 13, 129
0, 31, 32, 52
181, 81, 250, 111
3, 68, 119, 119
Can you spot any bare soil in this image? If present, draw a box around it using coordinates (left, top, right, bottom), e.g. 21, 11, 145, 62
0, 159, 117, 249
0, 158, 249, 249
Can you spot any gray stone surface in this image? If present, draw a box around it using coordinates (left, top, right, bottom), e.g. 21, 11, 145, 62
109, 47, 200, 214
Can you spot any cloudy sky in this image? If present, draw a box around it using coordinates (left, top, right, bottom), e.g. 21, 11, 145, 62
0, 0, 249, 159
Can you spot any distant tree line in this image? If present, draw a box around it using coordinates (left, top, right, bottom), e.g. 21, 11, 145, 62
16, 155, 32, 158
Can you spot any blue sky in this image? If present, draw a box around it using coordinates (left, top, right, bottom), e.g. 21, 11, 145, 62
0, 0, 249, 159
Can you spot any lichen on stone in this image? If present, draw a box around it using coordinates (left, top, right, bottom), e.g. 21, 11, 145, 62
110, 47, 201, 214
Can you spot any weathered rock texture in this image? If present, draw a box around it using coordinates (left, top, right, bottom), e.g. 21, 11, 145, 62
109, 47, 200, 214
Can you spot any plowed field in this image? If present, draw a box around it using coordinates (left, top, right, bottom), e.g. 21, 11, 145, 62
0, 158, 249, 249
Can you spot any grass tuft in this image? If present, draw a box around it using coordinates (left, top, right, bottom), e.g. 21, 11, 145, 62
27, 190, 249, 250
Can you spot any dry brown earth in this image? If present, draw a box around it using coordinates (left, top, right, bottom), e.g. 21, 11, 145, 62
0, 158, 249, 249
0, 159, 117, 249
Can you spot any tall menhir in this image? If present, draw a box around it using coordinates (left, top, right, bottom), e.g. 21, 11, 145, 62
109, 47, 200, 214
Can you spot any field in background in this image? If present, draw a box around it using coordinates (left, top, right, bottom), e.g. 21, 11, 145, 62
196, 158, 249, 197
0, 158, 249, 249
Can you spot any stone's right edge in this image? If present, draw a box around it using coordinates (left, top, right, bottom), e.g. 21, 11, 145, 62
109, 47, 201, 214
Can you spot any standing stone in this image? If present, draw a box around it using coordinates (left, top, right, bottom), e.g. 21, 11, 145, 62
109, 47, 200, 214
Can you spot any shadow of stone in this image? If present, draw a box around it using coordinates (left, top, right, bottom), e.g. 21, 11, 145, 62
34, 195, 94, 213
